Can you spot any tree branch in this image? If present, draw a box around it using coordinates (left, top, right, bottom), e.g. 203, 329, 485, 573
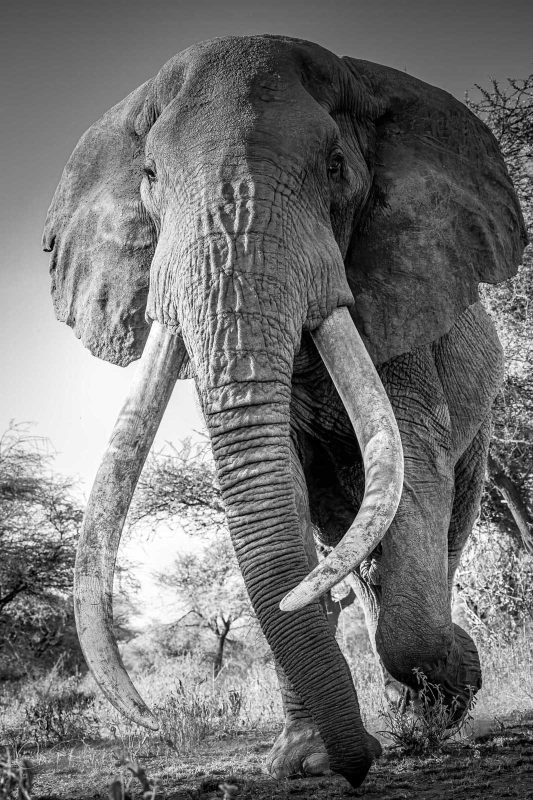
488, 453, 533, 553
0, 581, 26, 611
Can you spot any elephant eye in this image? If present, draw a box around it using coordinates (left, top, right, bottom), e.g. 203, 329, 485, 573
327, 152, 344, 178
143, 164, 157, 183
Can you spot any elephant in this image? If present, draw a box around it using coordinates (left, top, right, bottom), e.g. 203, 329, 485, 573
42, 35, 526, 789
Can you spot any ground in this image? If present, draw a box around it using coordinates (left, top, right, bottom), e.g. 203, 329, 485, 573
29, 714, 533, 800
3, 624, 531, 798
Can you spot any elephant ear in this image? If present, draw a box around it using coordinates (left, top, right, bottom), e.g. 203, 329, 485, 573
342, 58, 528, 365
42, 81, 157, 366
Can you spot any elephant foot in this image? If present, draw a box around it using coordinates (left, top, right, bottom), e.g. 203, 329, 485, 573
416, 626, 482, 724
266, 721, 382, 782
382, 625, 481, 728
266, 721, 330, 779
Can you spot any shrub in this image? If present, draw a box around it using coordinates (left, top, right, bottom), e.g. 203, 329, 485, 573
0, 423, 83, 679
456, 523, 533, 641
1, 670, 100, 751
379, 669, 476, 755
0, 756, 32, 800
23, 691, 99, 747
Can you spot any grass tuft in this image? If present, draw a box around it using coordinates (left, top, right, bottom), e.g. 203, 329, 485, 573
0, 755, 33, 800
378, 668, 477, 755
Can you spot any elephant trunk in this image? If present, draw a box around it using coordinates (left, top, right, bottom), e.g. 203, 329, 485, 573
200, 329, 375, 784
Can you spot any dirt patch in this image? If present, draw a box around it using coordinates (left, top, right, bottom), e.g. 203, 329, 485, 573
29, 717, 533, 800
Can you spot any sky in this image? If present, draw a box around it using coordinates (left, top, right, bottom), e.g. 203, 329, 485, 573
1, 0, 532, 497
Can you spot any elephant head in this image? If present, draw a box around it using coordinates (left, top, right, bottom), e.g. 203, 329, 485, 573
43, 36, 526, 787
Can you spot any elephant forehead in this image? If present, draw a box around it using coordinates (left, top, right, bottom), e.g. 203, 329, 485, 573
149, 84, 336, 165
138, 35, 348, 131
173, 36, 334, 83
181, 36, 300, 89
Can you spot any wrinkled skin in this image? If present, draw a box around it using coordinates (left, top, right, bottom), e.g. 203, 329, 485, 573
43, 36, 527, 789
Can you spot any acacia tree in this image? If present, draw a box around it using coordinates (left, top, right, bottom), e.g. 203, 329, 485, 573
158, 535, 252, 676
130, 439, 225, 534
467, 76, 533, 552
452, 77, 533, 635
0, 423, 83, 674
130, 441, 253, 674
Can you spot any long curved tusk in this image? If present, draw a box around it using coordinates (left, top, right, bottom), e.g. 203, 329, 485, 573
280, 307, 404, 612
74, 322, 187, 729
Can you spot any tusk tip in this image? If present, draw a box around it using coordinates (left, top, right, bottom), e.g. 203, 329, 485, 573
280, 586, 316, 613
142, 716, 160, 732
127, 704, 159, 731
121, 702, 159, 731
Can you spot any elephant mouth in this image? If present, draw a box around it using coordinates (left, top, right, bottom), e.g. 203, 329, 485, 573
73, 306, 404, 728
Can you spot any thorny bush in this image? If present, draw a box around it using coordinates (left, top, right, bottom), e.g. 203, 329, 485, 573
379, 669, 476, 755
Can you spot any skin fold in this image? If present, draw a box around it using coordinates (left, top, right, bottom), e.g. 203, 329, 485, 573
42, 35, 527, 789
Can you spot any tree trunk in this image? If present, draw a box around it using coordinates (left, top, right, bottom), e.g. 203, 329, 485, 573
489, 453, 533, 553
213, 617, 231, 678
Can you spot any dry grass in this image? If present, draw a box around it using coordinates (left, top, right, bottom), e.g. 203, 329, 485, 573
475, 630, 533, 719
0, 755, 33, 799
377, 669, 477, 754
0, 627, 532, 799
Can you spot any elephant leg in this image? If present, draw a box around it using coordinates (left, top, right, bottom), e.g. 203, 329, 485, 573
350, 418, 491, 713
375, 348, 482, 711
266, 438, 332, 779
449, 416, 492, 629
